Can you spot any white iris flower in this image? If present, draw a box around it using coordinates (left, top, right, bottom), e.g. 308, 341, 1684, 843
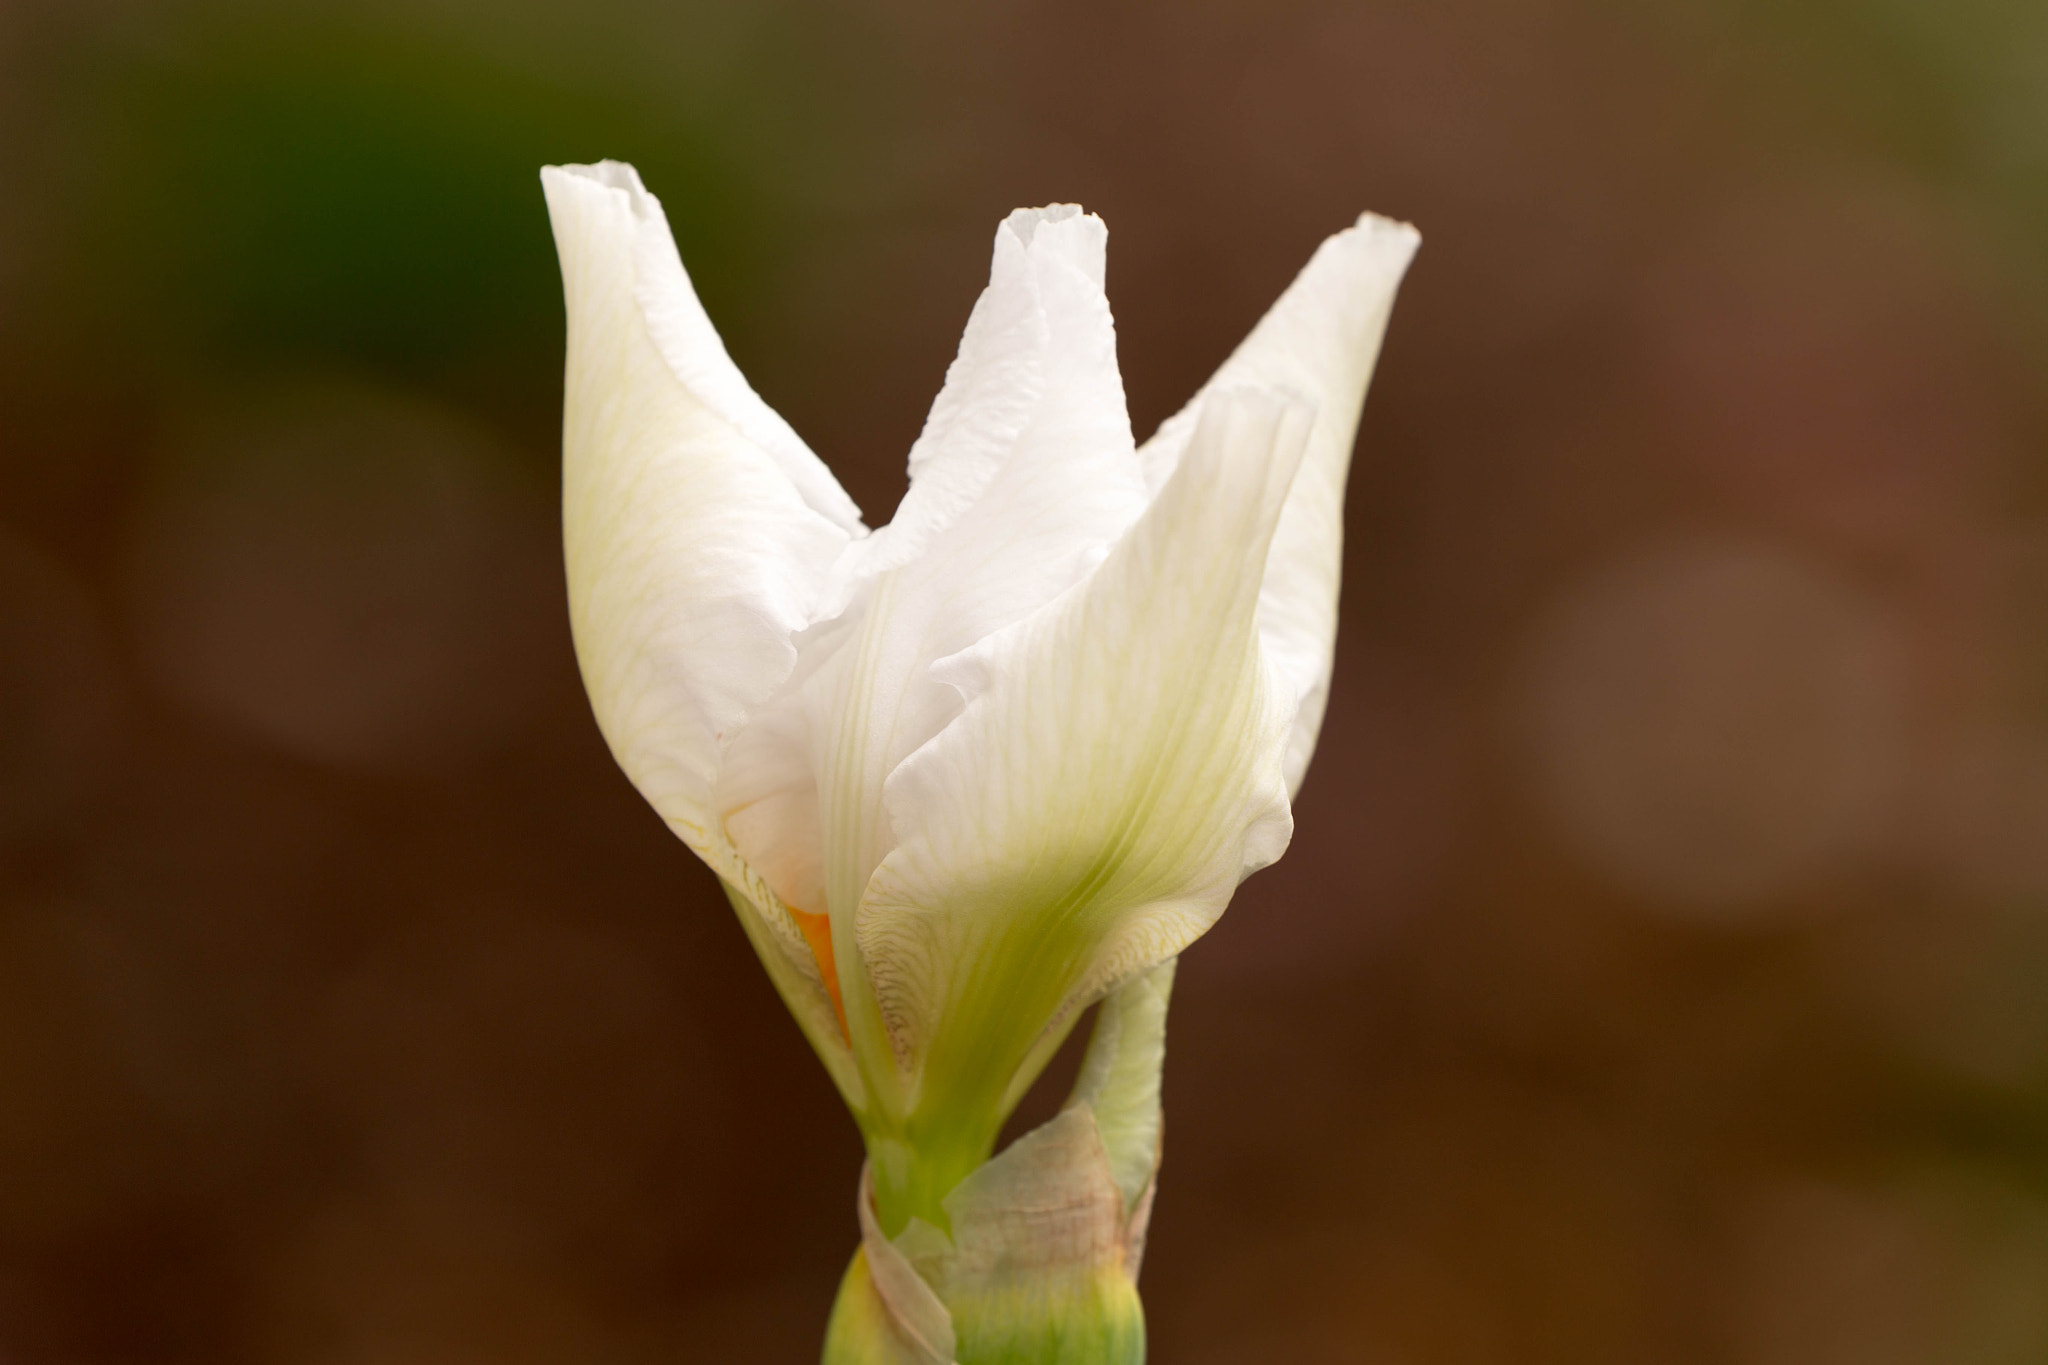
542, 161, 1415, 1364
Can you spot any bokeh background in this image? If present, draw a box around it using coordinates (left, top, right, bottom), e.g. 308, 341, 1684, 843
4, 0, 2047, 1359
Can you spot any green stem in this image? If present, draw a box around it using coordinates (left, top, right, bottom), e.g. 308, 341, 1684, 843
820, 961, 1175, 1365
822, 1243, 1144, 1365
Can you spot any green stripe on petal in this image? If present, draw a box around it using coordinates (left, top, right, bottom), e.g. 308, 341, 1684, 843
857, 388, 1313, 1230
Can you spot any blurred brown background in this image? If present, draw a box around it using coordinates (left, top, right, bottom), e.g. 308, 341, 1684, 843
3, 0, 2047, 1360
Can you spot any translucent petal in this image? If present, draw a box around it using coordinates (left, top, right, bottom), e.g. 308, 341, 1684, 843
720, 208, 1147, 1080
1141, 214, 1420, 792
575, 160, 864, 533
859, 388, 1312, 1117
543, 160, 859, 1095
830, 215, 1048, 590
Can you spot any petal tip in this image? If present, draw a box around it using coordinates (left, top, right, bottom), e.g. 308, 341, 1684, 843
544, 159, 647, 193
1346, 211, 1423, 266
540, 161, 661, 225
1006, 204, 1110, 288
1003, 203, 1091, 246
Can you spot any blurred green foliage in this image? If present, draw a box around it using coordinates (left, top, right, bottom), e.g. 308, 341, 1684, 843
21, 6, 892, 436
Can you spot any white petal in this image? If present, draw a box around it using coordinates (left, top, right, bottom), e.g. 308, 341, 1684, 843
723, 207, 1146, 971
835, 205, 1143, 595
831, 216, 1049, 587
721, 210, 1148, 1102
578, 160, 865, 532
721, 220, 1057, 931
861, 206, 1148, 743
1141, 214, 1419, 793
859, 388, 1312, 1110
543, 161, 858, 1088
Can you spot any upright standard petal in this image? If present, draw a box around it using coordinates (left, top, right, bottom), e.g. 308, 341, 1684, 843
543, 160, 862, 1096
830, 213, 1049, 588
1141, 215, 1419, 793
592, 160, 865, 534
814, 209, 1149, 915
855, 388, 1313, 1222
720, 210, 1069, 931
718, 208, 1149, 1090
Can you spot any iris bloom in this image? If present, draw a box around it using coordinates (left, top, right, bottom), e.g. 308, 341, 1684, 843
542, 161, 1415, 1363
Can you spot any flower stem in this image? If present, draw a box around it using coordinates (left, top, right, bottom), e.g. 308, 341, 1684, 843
821, 962, 1175, 1365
